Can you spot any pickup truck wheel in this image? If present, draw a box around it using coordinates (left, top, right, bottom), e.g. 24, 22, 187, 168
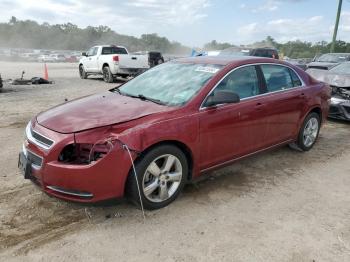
79, 65, 87, 79
103, 66, 114, 83
126, 145, 188, 210
157, 58, 164, 65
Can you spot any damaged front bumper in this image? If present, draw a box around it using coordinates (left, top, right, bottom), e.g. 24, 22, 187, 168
18, 121, 134, 202
329, 97, 350, 121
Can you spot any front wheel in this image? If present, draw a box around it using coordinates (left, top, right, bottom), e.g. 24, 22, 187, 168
295, 112, 321, 151
79, 65, 87, 79
126, 145, 188, 210
102, 66, 114, 83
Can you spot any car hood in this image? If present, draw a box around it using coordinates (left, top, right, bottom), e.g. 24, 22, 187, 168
37, 92, 171, 133
307, 61, 338, 70
306, 69, 350, 87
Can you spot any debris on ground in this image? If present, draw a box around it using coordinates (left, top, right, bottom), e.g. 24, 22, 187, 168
8, 71, 53, 85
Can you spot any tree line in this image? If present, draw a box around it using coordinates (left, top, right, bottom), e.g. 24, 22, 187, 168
203, 36, 350, 59
0, 17, 191, 54
1, 17, 350, 58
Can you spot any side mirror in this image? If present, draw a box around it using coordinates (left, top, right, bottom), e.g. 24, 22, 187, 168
205, 91, 240, 107
82, 52, 87, 57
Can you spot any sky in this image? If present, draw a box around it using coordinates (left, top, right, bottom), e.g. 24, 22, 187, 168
0, 0, 349, 47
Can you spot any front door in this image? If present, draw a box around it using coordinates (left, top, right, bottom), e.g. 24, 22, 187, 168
199, 65, 270, 170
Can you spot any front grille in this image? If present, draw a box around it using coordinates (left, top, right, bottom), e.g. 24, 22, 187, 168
31, 128, 54, 147
27, 150, 43, 168
26, 123, 54, 150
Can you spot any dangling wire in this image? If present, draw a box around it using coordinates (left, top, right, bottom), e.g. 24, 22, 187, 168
88, 136, 145, 221
123, 144, 146, 221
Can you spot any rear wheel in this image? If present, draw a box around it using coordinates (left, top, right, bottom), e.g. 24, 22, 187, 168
102, 66, 114, 83
79, 65, 87, 79
126, 145, 188, 210
295, 112, 320, 151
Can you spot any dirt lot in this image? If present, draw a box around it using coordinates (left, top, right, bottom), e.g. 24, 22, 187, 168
0, 61, 349, 262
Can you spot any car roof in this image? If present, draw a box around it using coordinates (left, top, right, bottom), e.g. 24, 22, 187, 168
321, 53, 350, 55
174, 56, 280, 66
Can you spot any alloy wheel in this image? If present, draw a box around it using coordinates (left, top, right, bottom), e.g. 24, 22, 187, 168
303, 117, 319, 147
142, 154, 183, 203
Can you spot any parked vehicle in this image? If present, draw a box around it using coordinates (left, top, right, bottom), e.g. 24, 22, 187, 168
307, 62, 350, 121
218, 47, 279, 59
37, 55, 55, 63
148, 51, 164, 67
50, 54, 66, 62
283, 57, 308, 70
307, 53, 350, 70
79, 45, 150, 82
18, 57, 330, 209
20, 53, 39, 62
65, 55, 78, 63
0, 73, 3, 89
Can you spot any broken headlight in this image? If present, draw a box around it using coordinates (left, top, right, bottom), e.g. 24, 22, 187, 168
58, 142, 113, 164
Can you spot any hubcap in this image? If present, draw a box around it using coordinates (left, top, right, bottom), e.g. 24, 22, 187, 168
303, 117, 319, 147
142, 154, 182, 203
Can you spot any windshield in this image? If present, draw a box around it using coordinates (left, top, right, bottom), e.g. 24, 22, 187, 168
317, 53, 349, 63
117, 62, 223, 106
329, 62, 350, 74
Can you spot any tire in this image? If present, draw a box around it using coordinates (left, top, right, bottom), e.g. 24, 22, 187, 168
295, 112, 321, 151
102, 66, 114, 83
157, 58, 164, 65
126, 145, 188, 210
79, 65, 87, 79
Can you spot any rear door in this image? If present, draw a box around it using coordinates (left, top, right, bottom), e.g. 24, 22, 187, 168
258, 64, 305, 145
199, 65, 271, 170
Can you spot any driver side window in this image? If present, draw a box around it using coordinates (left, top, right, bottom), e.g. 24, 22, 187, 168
87, 47, 98, 56
213, 65, 260, 99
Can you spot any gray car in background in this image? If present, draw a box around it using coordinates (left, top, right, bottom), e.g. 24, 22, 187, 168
307, 53, 350, 70
307, 62, 350, 121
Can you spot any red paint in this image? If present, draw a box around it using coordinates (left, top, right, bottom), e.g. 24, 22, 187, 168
23, 57, 330, 202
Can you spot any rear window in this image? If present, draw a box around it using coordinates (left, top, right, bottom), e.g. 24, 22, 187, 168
261, 65, 295, 92
102, 47, 128, 55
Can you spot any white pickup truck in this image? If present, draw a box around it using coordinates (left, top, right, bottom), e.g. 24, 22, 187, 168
79, 45, 150, 82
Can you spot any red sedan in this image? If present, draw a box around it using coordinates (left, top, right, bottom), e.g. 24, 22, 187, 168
18, 56, 330, 209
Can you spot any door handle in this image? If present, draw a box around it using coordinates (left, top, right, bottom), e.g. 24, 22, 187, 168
299, 92, 305, 98
254, 102, 265, 110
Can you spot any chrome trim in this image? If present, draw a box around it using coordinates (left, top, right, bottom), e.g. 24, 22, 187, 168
46, 186, 93, 198
201, 139, 293, 173
200, 62, 306, 110
26, 122, 54, 150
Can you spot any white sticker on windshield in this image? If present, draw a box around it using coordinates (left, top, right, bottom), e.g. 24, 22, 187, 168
195, 66, 219, 74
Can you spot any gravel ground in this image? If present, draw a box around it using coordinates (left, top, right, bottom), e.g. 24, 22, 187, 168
0, 61, 349, 262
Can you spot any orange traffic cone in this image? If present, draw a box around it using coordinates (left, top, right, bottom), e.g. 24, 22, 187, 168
44, 63, 49, 80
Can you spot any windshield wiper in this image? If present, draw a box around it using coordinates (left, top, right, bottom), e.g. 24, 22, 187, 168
134, 94, 166, 105
113, 89, 166, 105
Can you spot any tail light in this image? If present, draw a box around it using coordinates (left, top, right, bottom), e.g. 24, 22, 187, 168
112, 55, 119, 62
